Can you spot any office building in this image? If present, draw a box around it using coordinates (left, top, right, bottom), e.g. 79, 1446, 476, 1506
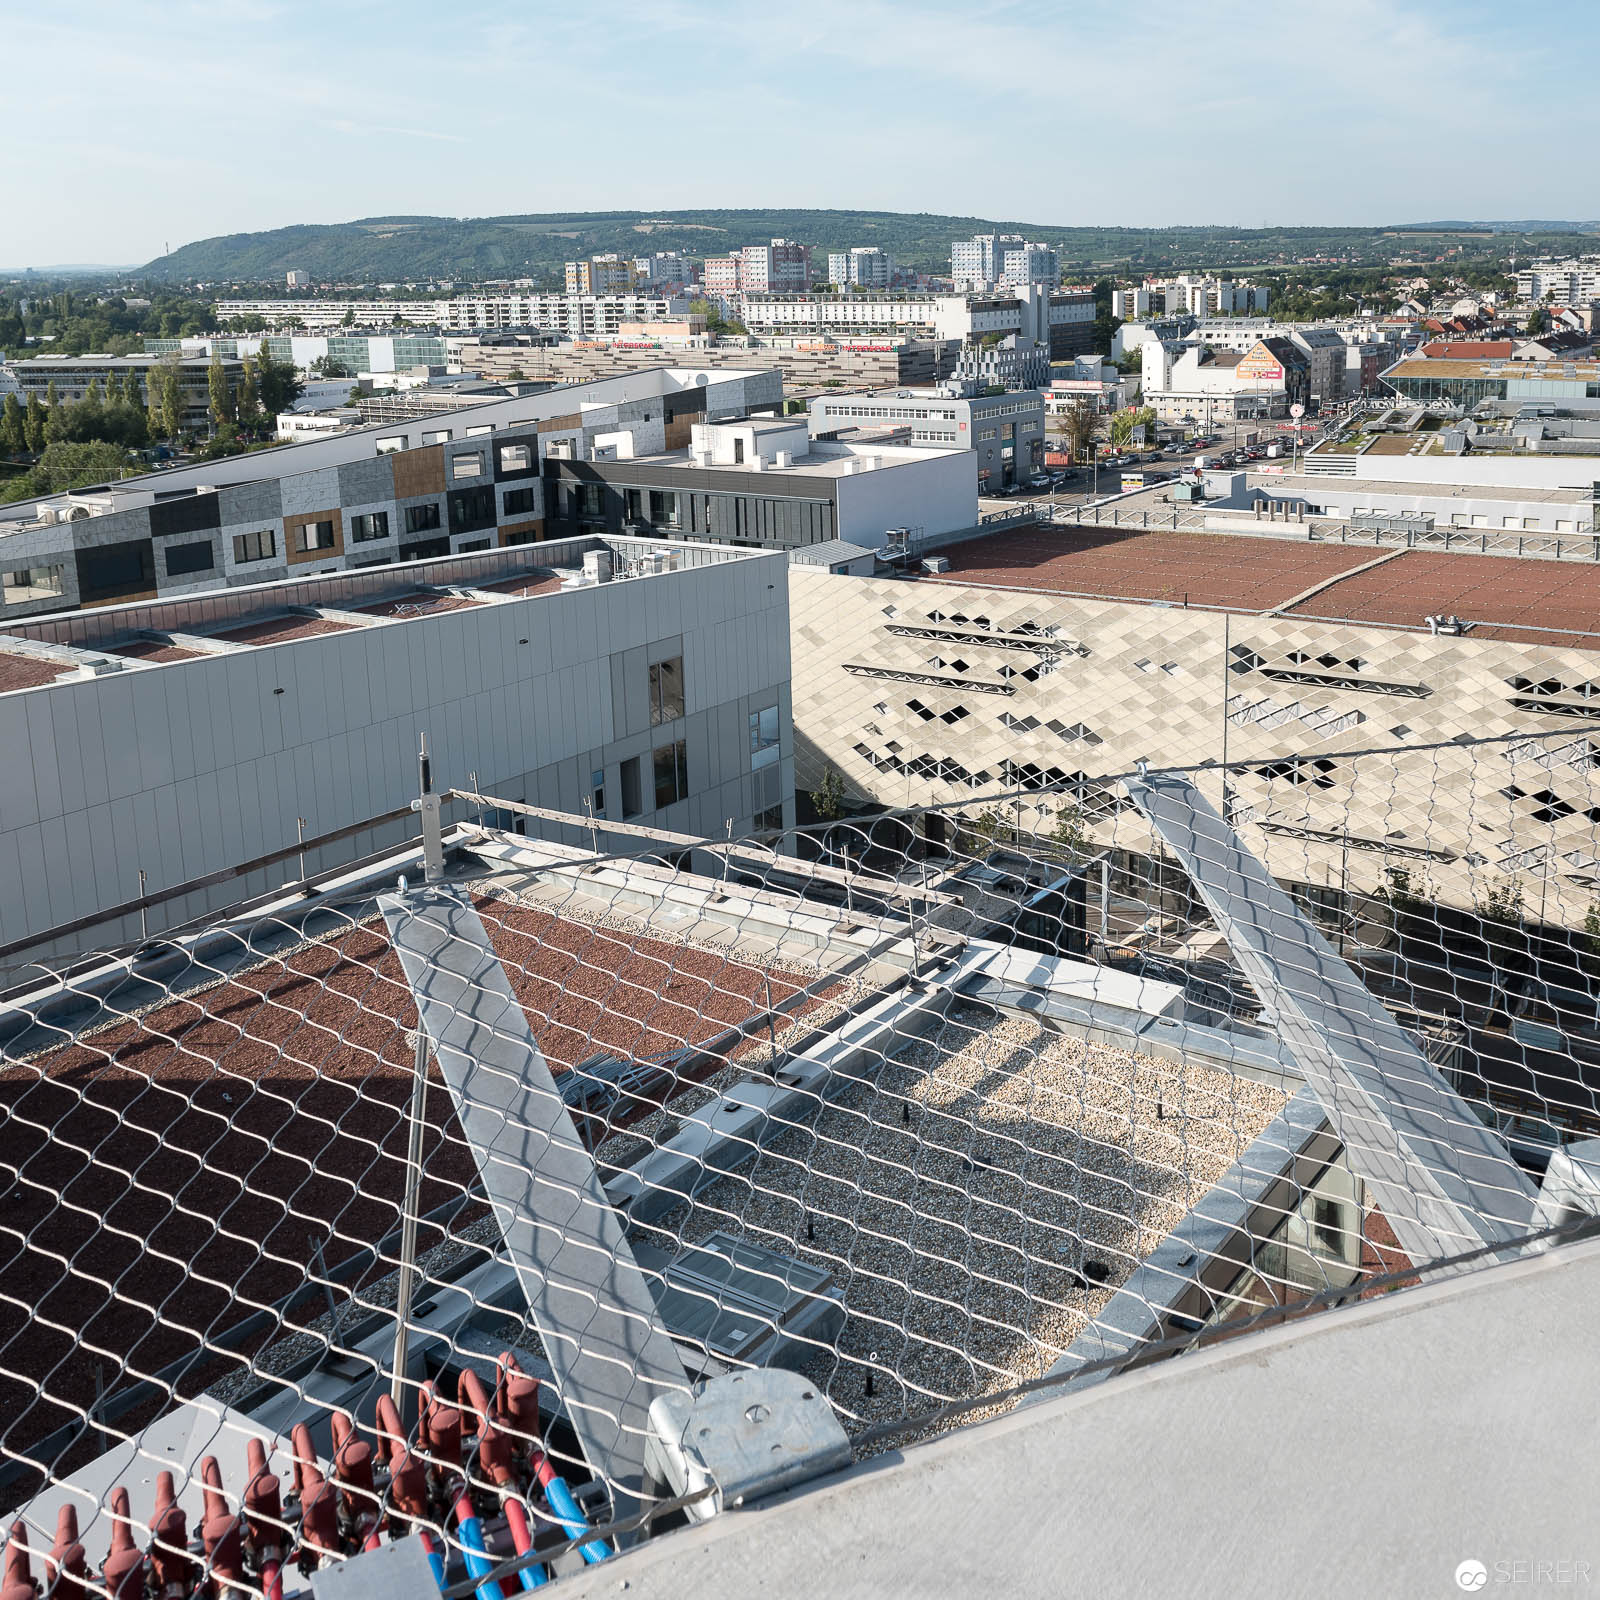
0, 367, 783, 621
1000, 243, 1059, 291
148, 333, 450, 375
808, 388, 1046, 491
948, 335, 1051, 395
827, 247, 894, 289
0, 531, 791, 961
565, 256, 637, 295
1379, 353, 1600, 411
1140, 337, 1306, 424
0, 354, 241, 432
542, 415, 974, 551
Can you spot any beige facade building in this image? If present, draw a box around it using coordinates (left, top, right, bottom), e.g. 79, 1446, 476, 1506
789, 524, 1600, 931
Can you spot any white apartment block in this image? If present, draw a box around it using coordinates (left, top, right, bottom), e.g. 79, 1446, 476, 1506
214, 295, 689, 335
827, 247, 894, 289
1516, 259, 1600, 306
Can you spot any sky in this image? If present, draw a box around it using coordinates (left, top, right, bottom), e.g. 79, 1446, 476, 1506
4, 0, 1597, 265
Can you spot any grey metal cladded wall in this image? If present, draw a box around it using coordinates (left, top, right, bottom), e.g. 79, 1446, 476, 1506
0, 551, 793, 965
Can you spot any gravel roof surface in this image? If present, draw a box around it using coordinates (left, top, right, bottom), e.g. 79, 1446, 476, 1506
0, 892, 837, 1465
0, 654, 74, 693
102, 639, 204, 663
355, 591, 485, 618
633, 1002, 1285, 1441
213, 615, 358, 646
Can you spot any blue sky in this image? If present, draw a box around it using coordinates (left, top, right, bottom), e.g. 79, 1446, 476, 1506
5, 0, 1596, 265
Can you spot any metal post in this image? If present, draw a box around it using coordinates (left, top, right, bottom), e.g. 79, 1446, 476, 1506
413, 732, 445, 884
1099, 856, 1110, 949
137, 870, 147, 943
391, 1020, 430, 1411
296, 817, 308, 883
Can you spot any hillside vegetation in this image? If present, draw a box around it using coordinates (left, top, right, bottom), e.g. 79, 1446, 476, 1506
142, 211, 1600, 285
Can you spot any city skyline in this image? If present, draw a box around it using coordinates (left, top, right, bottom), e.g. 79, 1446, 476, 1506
6, 0, 1596, 265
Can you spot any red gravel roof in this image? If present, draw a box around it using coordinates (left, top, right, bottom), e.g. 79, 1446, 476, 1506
475, 571, 568, 599
1290, 550, 1600, 647
355, 591, 485, 618
934, 527, 1380, 612
213, 615, 359, 646
0, 896, 838, 1460
102, 639, 204, 664
0, 654, 75, 693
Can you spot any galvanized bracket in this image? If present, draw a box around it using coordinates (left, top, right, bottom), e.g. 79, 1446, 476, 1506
310, 1535, 438, 1600
645, 1368, 851, 1521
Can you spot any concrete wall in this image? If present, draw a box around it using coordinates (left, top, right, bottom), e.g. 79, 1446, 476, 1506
834, 451, 978, 544
0, 552, 793, 965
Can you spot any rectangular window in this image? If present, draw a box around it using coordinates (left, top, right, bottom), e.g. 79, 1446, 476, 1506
448, 484, 496, 534
625, 488, 643, 523
2, 564, 65, 604
422, 429, 451, 445
375, 436, 405, 455
755, 803, 784, 832
295, 519, 336, 553
233, 529, 276, 564
653, 739, 689, 809
591, 767, 605, 816
466, 424, 494, 437
749, 705, 780, 769
405, 502, 442, 534
620, 756, 643, 818
349, 511, 390, 542
499, 443, 532, 472
649, 489, 680, 528
503, 486, 538, 516
453, 451, 484, 478
164, 540, 215, 577
649, 655, 684, 725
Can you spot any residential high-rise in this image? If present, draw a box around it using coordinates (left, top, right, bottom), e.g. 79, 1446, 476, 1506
565, 254, 636, 294
827, 247, 894, 289
739, 239, 813, 293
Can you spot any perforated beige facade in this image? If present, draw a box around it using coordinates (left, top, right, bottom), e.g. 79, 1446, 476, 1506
790, 564, 1600, 928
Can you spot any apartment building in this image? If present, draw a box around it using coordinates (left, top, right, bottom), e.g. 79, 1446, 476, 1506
0, 533, 792, 962
633, 252, 694, 289
565, 255, 636, 295
740, 240, 812, 293
213, 295, 689, 335
1, 354, 241, 431
1515, 259, 1600, 306
542, 417, 975, 552
788, 520, 1600, 932
0, 367, 783, 622
827, 247, 894, 289
808, 388, 1046, 490
951, 232, 1059, 292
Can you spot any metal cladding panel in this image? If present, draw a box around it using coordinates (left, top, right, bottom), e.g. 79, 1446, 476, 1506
1123, 770, 1537, 1264
379, 887, 686, 1524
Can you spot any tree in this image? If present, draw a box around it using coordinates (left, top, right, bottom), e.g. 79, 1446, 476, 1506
309, 355, 350, 379
44, 380, 67, 444
1525, 307, 1548, 336
120, 368, 141, 408
809, 766, 845, 821
253, 341, 303, 415
24, 393, 47, 452
1, 393, 24, 454
207, 357, 231, 428
1109, 404, 1156, 449
236, 355, 260, 428
0, 440, 135, 503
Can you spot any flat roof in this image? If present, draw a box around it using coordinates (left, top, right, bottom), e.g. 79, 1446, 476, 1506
929, 526, 1600, 646
1385, 356, 1600, 380
1269, 473, 1594, 506
623, 442, 963, 479
934, 527, 1381, 611
1291, 549, 1600, 646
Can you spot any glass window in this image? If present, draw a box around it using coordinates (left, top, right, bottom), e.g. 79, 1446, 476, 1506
466, 424, 494, 437
649, 489, 680, 528
232, 529, 276, 564
375, 436, 405, 454
165, 540, 214, 577
405, 502, 442, 534
499, 443, 532, 472
620, 756, 642, 818
349, 511, 390, 542
750, 705, 780, 769
503, 487, 538, 517
625, 488, 643, 523
649, 655, 684, 725
295, 519, 336, 553
591, 767, 605, 816
653, 739, 689, 809
3, 564, 66, 604
422, 429, 451, 445
453, 451, 484, 478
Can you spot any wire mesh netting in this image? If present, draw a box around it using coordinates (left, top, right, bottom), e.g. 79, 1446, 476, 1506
2, 730, 1597, 1594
